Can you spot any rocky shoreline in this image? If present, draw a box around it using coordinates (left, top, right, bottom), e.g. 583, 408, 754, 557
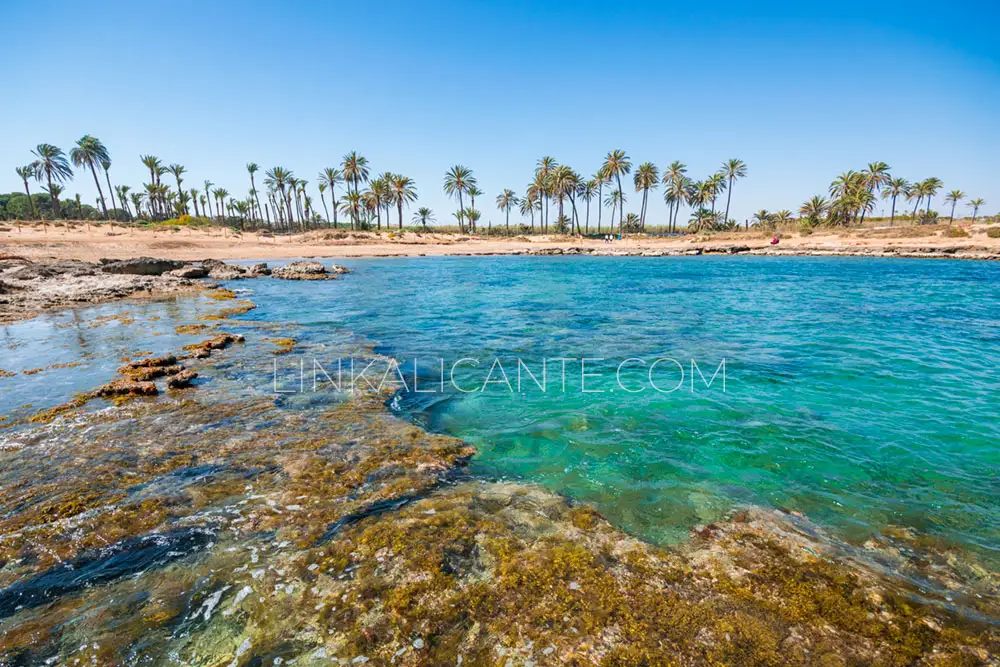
0, 257, 348, 324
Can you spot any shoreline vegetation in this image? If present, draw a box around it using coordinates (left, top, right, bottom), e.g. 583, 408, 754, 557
0, 283, 997, 664
5, 139, 993, 237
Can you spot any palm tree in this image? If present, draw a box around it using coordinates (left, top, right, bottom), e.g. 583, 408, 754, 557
102, 160, 116, 217
413, 207, 434, 229
340, 191, 363, 228
389, 174, 418, 229
15, 163, 39, 220
468, 185, 483, 212
662, 162, 688, 233
602, 150, 631, 233
496, 188, 518, 235
117, 185, 132, 219
944, 190, 965, 223
317, 182, 330, 223
168, 164, 187, 213
633, 162, 659, 231
341, 152, 370, 229
593, 168, 609, 234
604, 189, 625, 231
968, 198, 985, 223
799, 196, 829, 225
752, 209, 773, 229
464, 208, 482, 232
130, 192, 144, 219
881, 177, 909, 226
921, 177, 943, 215
203, 180, 214, 220
861, 162, 891, 194
320, 168, 343, 227
189, 188, 200, 217
46, 184, 66, 220
213, 188, 229, 222
707, 172, 727, 215
32, 144, 73, 218
443, 165, 476, 232
247, 163, 263, 225
549, 165, 576, 231
264, 167, 293, 228
907, 182, 924, 219
621, 212, 641, 233
580, 179, 598, 234
719, 158, 747, 224
520, 190, 539, 231
535, 157, 557, 232
689, 207, 715, 233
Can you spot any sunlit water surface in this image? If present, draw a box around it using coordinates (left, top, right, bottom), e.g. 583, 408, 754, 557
3, 256, 998, 557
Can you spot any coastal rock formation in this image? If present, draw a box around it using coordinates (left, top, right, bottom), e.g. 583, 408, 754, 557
202, 259, 271, 280
167, 265, 208, 279
0, 259, 203, 324
271, 260, 338, 280
101, 257, 185, 276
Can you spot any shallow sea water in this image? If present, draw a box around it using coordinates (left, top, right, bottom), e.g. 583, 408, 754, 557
3, 256, 999, 557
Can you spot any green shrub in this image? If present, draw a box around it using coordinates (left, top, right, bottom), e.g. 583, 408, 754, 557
942, 227, 969, 238
986, 227, 1000, 238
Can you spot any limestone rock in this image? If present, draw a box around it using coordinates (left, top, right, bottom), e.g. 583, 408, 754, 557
101, 257, 185, 276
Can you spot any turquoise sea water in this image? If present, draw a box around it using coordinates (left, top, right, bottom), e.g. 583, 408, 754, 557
2, 256, 998, 560
241, 256, 1000, 555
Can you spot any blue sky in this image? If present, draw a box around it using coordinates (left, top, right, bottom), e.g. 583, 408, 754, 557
2, 0, 998, 224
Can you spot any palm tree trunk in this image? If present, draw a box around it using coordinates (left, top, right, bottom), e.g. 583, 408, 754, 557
105, 171, 117, 217
331, 185, 338, 228
22, 179, 36, 219
890, 196, 896, 226
398, 201, 403, 229
640, 189, 648, 230
950, 202, 956, 223
615, 174, 624, 235
46, 171, 60, 219
89, 164, 108, 219
597, 182, 603, 234
252, 176, 263, 226
585, 199, 590, 234
724, 176, 734, 223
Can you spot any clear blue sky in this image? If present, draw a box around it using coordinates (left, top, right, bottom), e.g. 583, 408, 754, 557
2, 0, 998, 224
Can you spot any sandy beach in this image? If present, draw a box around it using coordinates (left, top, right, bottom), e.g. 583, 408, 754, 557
2, 221, 998, 262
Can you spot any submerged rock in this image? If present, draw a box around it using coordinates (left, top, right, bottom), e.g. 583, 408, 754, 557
182, 332, 245, 359
167, 369, 198, 389
93, 378, 158, 397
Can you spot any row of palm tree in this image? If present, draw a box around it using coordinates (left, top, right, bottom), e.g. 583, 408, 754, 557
441, 154, 748, 237
10, 141, 989, 234
789, 164, 985, 228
